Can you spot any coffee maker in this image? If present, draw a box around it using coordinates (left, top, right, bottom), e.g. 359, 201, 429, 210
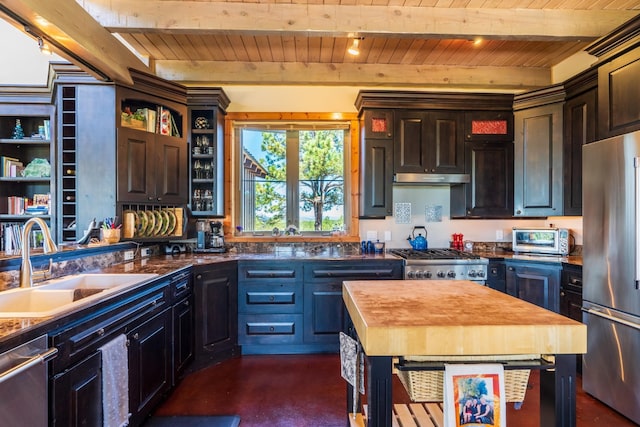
195, 220, 226, 253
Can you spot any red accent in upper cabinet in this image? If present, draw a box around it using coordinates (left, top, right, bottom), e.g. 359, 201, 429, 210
472, 120, 508, 135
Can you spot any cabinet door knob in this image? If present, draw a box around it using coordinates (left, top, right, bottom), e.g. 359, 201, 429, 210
132, 333, 139, 340
183, 300, 189, 307
96, 328, 105, 337
196, 274, 202, 280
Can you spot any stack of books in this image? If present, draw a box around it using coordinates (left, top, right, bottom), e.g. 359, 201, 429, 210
1, 156, 24, 177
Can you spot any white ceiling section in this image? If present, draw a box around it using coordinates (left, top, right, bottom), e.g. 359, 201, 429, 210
0, 0, 639, 89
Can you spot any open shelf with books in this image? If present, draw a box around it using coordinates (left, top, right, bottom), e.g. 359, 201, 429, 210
0, 103, 55, 251
120, 98, 183, 138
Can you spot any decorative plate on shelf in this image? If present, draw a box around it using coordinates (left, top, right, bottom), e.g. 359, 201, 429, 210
194, 116, 210, 129
164, 209, 177, 235
152, 210, 164, 236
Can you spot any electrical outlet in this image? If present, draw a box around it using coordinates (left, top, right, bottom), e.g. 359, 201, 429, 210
384, 231, 392, 241
496, 230, 504, 241
141, 247, 152, 258
124, 250, 134, 261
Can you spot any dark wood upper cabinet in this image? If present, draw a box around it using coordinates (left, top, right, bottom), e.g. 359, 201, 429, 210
563, 68, 598, 216
464, 111, 514, 142
116, 72, 188, 206
593, 38, 640, 138
585, 16, 640, 139
451, 140, 513, 218
394, 110, 465, 175
360, 137, 393, 218
513, 86, 565, 217
363, 109, 393, 139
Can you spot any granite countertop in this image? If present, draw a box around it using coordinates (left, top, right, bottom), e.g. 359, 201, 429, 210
472, 250, 583, 266
0, 251, 401, 345
0, 248, 581, 347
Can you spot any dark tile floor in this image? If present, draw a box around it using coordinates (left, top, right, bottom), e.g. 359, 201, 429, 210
153, 354, 638, 427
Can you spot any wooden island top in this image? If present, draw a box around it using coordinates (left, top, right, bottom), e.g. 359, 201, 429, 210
343, 280, 587, 357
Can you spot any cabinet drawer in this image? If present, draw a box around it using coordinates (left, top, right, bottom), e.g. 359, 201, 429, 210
238, 261, 302, 283
171, 270, 192, 302
304, 261, 402, 282
238, 282, 302, 313
50, 279, 170, 372
238, 314, 303, 345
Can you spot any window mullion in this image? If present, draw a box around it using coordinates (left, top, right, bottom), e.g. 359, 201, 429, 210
286, 130, 299, 227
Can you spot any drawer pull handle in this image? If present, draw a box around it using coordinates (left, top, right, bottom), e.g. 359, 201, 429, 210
269, 326, 275, 332
183, 300, 190, 307
96, 328, 105, 337
133, 333, 139, 340
269, 296, 275, 301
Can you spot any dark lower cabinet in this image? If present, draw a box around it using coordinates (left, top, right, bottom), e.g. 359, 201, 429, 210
192, 262, 239, 369
128, 309, 173, 427
50, 351, 102, 427
303, 260, 403, 352
172, 295, 194, 382
486, 260, 506, 293
506, 261, 561, 313
561, 264, 583, 373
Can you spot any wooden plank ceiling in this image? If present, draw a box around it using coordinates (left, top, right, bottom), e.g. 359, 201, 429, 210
2, 0, 640, 90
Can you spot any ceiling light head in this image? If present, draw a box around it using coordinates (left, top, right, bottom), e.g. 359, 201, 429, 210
348, 38, 362, 56
37, 37, 52, 55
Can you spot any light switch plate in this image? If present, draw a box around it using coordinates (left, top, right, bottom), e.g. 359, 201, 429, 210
384, 231, 392, 241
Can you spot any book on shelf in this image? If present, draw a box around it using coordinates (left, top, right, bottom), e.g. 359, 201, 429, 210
6, 196, 27, 215
156, 106, 180, 137
170, 113, 181, 137
146, 108, 157, 133
1, 222, 22, 253
3, 194, 50, 215
1, 156, 22, 177
159, 107, 171, 136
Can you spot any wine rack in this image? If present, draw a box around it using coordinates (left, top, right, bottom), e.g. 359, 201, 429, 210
59, 86, 78, 242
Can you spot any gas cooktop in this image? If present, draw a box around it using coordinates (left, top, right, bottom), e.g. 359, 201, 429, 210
388, 248, 482, 260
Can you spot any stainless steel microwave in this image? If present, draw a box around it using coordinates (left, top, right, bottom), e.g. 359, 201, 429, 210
512, 227, 570, 256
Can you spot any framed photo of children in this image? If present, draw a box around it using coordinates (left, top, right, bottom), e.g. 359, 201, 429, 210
443, 364, 506, 427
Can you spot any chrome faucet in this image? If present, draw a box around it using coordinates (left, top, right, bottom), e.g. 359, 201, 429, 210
20, 217, 58, 288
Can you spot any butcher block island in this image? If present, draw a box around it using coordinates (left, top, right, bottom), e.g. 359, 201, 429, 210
342, 280, 587, 427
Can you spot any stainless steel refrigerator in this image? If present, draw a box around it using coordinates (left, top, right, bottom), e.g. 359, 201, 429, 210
583, 129, 640, 424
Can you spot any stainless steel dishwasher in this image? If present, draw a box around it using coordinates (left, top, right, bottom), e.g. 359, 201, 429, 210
0, 334, 57, 426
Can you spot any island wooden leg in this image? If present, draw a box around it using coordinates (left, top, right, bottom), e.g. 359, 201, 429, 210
366, 355, 393, 427
540, 354, 577, 427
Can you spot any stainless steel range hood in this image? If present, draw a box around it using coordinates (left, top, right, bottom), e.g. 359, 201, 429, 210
393, 173, 470, 185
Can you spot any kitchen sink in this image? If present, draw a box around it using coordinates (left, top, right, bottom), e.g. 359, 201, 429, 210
0, 273, 158, 318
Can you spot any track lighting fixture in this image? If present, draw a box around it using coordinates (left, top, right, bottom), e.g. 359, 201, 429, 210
23, 25, 53, 55
37, 37, 52, 55
348, 38, 362, 56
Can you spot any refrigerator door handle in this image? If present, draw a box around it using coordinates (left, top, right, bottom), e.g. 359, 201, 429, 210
585, 307, 640, 332
636, 157, 640, 289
